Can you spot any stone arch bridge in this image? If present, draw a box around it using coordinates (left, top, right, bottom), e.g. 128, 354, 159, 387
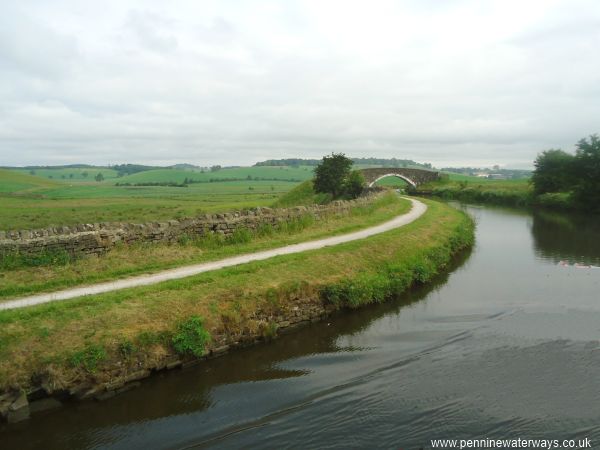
359, 167, 440, 188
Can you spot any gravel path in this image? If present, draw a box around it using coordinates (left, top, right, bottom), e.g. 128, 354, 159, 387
0, 198, 427, 311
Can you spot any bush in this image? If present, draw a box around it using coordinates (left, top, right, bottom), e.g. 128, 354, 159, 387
531, 149, 575, 195
314, 153, 353, 197
534, 192, 574, 210
172, 316, 211, 357
344, 170, 366, 198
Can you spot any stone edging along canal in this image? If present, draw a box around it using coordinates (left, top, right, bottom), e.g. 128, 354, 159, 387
0, 198, 426, 311
0, 198, 474, 425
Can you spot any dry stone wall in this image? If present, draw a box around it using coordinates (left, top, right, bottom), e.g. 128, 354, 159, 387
0, 195, 379, 260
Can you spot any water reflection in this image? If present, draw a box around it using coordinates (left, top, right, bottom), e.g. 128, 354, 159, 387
531, 209, 600, 265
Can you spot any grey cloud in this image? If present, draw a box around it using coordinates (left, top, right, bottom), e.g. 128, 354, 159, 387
0, 0, 599, 169
0, 6, 79, 80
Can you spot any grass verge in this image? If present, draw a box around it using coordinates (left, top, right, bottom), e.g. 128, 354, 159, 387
0, 198, 474, 392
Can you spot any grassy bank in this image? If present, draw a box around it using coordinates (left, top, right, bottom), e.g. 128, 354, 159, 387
416, 177, 533, 207
416, 175, 583, 211
0, 198, 474, 393
0, 193, 409, 300
272, 180, 332, 207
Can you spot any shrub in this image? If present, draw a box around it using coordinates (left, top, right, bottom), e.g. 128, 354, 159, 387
314, 153, 353, 198
344, 170, 366, 198
172, 316, 211, 357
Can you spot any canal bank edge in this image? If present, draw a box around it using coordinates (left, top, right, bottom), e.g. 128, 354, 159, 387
414, 183, 582, 212
0, 199, 474, 425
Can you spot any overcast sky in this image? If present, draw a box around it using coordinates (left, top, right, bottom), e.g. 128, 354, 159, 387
1, 0, 599, 168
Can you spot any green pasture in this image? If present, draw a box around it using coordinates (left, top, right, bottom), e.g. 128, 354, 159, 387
115, 166, 314, 184
0, 169, 304, 229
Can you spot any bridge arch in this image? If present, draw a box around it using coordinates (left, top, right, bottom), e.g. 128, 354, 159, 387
367, 173, 417, 188
359, 167, 440, 188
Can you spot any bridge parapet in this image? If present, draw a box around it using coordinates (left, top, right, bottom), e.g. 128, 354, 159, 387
359, 168, 440, 188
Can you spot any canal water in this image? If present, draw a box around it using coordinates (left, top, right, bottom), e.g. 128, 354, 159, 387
2, 204, 600, 449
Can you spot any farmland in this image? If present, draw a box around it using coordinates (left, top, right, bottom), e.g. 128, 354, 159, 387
0, 167, 316, 230
0, 165, 417, 230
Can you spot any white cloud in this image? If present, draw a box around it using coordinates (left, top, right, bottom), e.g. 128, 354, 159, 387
0, 0, 599, 168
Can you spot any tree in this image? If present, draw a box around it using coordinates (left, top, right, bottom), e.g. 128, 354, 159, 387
29, 169, 36, 175
82, 171, 88, 178
344, 170, 366, 198
531, 149, 575, 195
95, 172, 105, 182
572, 134, 600, 207
314, 153, 353, 198
210, 165, 221, 172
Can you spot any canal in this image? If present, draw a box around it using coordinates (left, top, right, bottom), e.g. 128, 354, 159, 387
2, 203, 600, 449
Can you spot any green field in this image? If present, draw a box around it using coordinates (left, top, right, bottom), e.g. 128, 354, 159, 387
0, 168, 314, 230
115, 166, 314, 184
0, 170, 59, 193
372, 176, 411, 188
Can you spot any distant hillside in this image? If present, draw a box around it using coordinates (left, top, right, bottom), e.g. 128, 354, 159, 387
254, 157, 432, 169
0, 169, 59, 193
1, 164, 98, 169
11, 167, 119, 181
114, 166, 314, 184
110, 164, 160, 176
441, 167, 531, 180
169, 163, 201, 170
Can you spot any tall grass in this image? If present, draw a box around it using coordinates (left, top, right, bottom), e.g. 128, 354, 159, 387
0, 248, 73, 270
